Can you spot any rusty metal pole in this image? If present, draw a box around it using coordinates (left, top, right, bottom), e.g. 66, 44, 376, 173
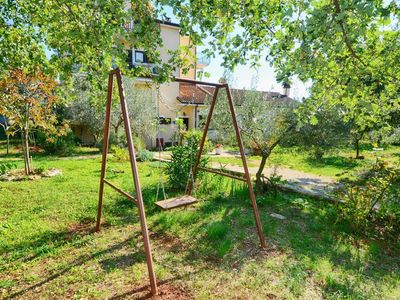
96, 71, 114, 232
115, 69, 158, 295
186, 86, 220, 195
225, 85, 267, 248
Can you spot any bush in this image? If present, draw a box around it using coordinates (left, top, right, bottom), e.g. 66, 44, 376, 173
36, 130, 78, 155
166, 130, 209, 190
137, 149, 153, 162
336, 159, 400, 239
109, 145, 129, 161
183, 129, 213, 154
0, 161, 16, 175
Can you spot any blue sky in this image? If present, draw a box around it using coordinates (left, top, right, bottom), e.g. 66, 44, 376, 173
199, 48, 310, 100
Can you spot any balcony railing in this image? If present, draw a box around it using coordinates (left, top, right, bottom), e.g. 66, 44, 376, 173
129, 62, 158, 76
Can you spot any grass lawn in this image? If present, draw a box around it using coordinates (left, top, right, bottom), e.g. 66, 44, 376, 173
0, 148, 399, 299
211, 145, 400, 179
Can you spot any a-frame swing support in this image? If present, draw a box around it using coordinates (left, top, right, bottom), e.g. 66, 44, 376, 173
96, 68, 158, 295
178, 78, 267, 249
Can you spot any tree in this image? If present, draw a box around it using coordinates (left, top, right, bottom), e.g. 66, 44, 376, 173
0, 69, 65, 174
67, 97, 105, 146
294, 99, 351, 160
211, 89, 297, 192
120, 79, 158, 145
67, 76, 158, 147
0, 1, 189, 88
163, 0, 399, 148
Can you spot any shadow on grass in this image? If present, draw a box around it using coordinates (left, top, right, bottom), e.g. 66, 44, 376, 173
0, 146, 100, 160
119, 176, 399, 298
3, 235, 142, 299
4, 168, 398, 299
305, 155, 360, 171
0, 218, 103, 267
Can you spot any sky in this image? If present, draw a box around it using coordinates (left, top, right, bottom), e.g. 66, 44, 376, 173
198, 48, 310, 100
160, 5, 310, 100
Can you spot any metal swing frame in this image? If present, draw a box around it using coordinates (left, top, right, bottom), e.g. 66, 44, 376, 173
96, 69, 267, 297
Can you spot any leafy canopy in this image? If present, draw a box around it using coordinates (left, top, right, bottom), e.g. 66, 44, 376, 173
0, 69, 65, 137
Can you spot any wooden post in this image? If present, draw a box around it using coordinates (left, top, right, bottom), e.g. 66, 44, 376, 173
184, 80, 267, 249
96, 69, 158, 295
225, 86, 267, 248
96, 71, 114, 232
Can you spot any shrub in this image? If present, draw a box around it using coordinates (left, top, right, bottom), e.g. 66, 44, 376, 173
336, 159, 400, 239
166, 130, 209, 190
36, 130, 78, 155
109, 145, 129, 161
183, 130, 213, 154
0, 161, 16, 175
137, 149, 153, 162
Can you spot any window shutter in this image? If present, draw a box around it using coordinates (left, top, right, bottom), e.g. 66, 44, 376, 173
126, 50, 133, 68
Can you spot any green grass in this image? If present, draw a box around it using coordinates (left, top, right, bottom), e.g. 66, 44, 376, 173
0, 146, 399, 299
211, 145, 400, 179
269, 145, 400, 178
205, 155, 259, 168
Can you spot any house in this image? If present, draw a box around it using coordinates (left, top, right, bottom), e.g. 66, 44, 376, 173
71, 18, 292, 148
127, 19, 208, 148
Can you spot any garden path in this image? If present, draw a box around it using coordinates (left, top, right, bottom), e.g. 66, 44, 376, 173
158, 150, 339, 200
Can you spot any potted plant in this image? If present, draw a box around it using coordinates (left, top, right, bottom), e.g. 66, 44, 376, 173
215, 143, 223, 155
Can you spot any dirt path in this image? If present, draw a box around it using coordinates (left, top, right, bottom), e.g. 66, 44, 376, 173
211, 162, 337, 199
158, 151, 338, 200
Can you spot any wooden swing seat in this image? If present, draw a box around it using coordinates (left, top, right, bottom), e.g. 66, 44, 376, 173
155, 195, 198, 210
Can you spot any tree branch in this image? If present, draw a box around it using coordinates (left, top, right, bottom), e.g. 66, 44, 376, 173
332, 0, 366, 67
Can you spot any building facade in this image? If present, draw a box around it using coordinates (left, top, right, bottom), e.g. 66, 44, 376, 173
128, 20, 208, 148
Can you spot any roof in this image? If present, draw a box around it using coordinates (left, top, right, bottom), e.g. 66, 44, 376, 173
177, 84, 215, 104
176, 83, 293, 105
157, 19, 180, 28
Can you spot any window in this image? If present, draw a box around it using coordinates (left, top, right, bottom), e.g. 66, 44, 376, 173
159, 117, 171, 125
135, 51, 146, 63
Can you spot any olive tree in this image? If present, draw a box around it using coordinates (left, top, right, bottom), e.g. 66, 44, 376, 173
67, 76, 157, 147
294, 98, 352, 160
211, 89, 297, 192
111, 78, 158, 146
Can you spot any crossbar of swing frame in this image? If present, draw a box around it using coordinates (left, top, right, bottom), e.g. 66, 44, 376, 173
103, 179, 138, 205
174, 77, 227, 87
197, 166, 247, 182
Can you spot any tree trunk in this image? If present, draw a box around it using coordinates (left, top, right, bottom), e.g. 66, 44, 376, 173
354, 138, 361, 159
93, 134, 98, 147
6, 134, 9, 155
22, 104, 32, 175
255, 152, 269, 193
22, 130, 31, 175
114, 126, 119, 145
254, 139, 282, 193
